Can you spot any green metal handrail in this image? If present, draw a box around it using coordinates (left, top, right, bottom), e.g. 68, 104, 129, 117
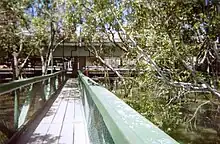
0, 70, 65, 95
78, 70, 178, 144
0, 70, 67, 142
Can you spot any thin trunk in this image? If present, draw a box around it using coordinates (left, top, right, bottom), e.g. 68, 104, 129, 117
97, 55, 123, 80
51, 52, 53, 73
18, 49, 33, 77
42, 62, 46, 75
40, 49, 46, 75
90, 45, 124, 81
19, 50, 33, 71
12, 52, 19, 80
47, 50, 53, 74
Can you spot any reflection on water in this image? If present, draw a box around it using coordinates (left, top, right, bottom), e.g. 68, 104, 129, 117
0, 81, 50, 144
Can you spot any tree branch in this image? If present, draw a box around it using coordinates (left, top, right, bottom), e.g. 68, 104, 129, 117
188, 100, 210, 122
88, 42, 124, 81
111, 7, 220, 99
19, 49, 33, 72
167, 32, 220, 98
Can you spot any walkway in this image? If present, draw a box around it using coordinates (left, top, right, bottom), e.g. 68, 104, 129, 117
26, 79, 89, 144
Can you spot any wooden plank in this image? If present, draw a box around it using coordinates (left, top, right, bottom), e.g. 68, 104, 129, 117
41, 85, 67, 123
41, 87, 69, 143
58, 123, 74, 144
27, 123, 50, 144
74, 99, 83, 122
58, 92, 75, 143
63, 98, 75, 123
25, 78, 91, 144
73, 95, 90, 144
42, 86, 69, 124
27, 86, 68, 144
42, 123, 62, 144
40, 96, 63, 124
26, 94, 64, 143
74, 122, 88, 144
52, 98, 68, 124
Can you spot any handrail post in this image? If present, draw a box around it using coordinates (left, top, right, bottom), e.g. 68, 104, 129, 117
45, 78, 50, 100
52, 77, 56, 93
62, 71, 64, 82
58, 73, 62, 86
55, 75, 59, 89
62, 70, 67, 82
41, 81, 46, 102
14, 90, 19, 129
18, 84, 33, 127
49, 77, 52, 96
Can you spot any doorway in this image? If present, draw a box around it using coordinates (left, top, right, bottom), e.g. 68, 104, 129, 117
72, 56, 86, 77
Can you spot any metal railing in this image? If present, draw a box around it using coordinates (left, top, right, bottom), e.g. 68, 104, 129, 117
78, 71, 178, 144
0, 70, 67, 143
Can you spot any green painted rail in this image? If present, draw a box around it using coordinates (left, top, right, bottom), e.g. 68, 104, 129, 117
0, 71, 65, 95
78, 71, 178, 144
0, 70, 67, 143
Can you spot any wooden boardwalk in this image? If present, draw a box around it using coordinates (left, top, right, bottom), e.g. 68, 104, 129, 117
25, 79, 89, 144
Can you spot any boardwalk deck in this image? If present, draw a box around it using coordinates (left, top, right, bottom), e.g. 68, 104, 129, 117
25, 79, 89, 144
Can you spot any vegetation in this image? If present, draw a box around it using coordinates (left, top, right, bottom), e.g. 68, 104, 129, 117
1, 0, 220, 143
77, 0, 220, 143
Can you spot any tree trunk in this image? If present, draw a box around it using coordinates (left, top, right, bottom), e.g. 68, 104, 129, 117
51, 52, 53, 73
12, 52, 19, 80
40, 49, 47, 75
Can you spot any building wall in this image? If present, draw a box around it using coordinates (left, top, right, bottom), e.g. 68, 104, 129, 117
85, 56, 121, 68
53, 45, 123, 57
53, 46, 90, 57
